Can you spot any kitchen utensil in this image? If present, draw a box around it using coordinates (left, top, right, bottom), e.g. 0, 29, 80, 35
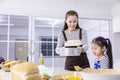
80, 69, 120, 80
60, 47, 81, 56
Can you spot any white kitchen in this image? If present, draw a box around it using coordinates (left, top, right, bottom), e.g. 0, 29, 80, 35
0, 0, 120, 80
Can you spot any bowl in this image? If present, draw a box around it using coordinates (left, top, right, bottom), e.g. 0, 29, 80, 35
80, 69, 120, 80
60, 47, 81, 56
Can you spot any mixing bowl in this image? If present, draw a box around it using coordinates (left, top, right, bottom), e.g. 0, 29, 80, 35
80, 69, 120, 80
60, 47, 81, 56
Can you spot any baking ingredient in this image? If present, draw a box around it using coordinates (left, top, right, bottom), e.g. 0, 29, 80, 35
39, 53, 44, 65
64, 76, 82, 80
43, 73, 51, 80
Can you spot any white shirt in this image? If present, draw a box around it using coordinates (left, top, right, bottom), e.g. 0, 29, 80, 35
93, 54, 109, 69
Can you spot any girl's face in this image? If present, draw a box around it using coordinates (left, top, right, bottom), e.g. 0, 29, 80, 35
65, 15, 78, 31
91, 43, 106, 57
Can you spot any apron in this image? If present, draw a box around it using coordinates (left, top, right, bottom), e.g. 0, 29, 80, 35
62, 28, 90, 71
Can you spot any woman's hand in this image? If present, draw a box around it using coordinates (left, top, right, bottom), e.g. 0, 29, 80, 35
77, 46, 84, 53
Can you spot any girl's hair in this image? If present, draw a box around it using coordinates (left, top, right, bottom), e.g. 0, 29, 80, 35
62, 10, 80, 31
91, 36, 113, 68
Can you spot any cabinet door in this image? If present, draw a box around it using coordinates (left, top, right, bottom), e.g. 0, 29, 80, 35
15, 42, 28, 61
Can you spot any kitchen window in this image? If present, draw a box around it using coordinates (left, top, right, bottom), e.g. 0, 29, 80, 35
39, 36, 58, 57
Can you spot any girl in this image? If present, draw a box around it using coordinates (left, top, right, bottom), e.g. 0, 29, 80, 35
91, 36, 113, 69
55, 10, 90, 71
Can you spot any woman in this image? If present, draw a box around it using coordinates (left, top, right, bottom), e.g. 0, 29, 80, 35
55, 10, 90, 71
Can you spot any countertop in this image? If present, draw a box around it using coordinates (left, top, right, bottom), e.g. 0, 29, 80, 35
0, 66, 65, 80
0, 66, 64, 80
0, 69, 11, 80
0, 66, 81, 80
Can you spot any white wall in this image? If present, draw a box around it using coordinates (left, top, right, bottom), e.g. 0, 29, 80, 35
111, 1, 120, 33
111, 1, 120, 68
111, 1, 120, 18
0, 0, 112, 19
113, 32, 120, 59
113, 32, 120, 68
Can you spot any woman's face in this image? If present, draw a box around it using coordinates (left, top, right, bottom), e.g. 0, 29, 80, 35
66, 15, 78, 31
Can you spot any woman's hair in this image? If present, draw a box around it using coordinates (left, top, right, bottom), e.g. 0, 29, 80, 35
91, 36, 113, 68
63, 10, 80, 31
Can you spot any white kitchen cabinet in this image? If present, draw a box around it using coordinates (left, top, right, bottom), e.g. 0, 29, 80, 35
113, 32, 120, 69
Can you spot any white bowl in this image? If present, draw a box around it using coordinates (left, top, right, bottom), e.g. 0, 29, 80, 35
80, 69, 120, 80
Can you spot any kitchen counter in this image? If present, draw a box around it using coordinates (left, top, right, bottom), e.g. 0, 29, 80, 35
0, 66, 82, 80
0, 69, 11, 80
0, 66, 65, 80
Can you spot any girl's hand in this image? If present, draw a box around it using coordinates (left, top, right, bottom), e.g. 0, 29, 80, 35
83, 68, 92, 71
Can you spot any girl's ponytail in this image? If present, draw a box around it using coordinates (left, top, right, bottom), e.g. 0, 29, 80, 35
106, 38, 113, 68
